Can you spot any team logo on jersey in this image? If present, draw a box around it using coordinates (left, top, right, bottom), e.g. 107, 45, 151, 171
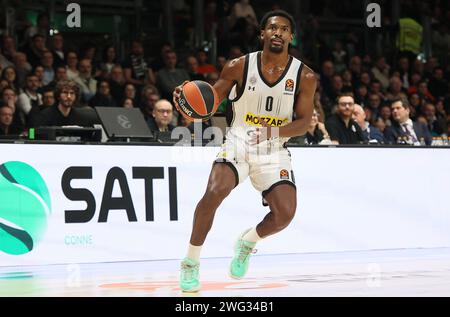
245, 113, 288, 127
280, 169, 289, 180
285, 79, 294, 92
249, 75, 257, 85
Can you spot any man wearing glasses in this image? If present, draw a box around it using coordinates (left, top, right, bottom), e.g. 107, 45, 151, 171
325, 92, 364, 144
147, 99, 174, 133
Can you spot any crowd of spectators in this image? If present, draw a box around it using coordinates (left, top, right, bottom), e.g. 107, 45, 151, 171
0, 0, 449, 147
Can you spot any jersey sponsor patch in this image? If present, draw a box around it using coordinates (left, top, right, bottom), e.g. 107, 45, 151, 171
244, 113, 288, 127
285, 79, 294, 92
280, 169, 289, 180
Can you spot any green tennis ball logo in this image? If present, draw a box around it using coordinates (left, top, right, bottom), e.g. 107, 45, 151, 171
0, 161, 51, 255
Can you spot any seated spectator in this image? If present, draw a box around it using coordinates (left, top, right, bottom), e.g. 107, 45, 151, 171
1, 66, 20, 93
40, 50, 55, 85
99, 45, 118, 80
50, 33, 66, 68
352, 104, 385, 143
325, 93, 365, 144
121, 98, 135, 108
386, 76, 408, 102
123, 40, 156, 89
108, 65, 126, 104
35, 79, 94, 127
0, 105, 16, 136
88, 80, 116, 108
44, 65, 68, 91
147, 99, 175, 133
371, 56, 390, 90
423, 102, 446, 136
196, 50, 217, 75
156, 50, 190, 100
73, 59, 97, 104
1, 88, 25, 134
12, 52, 32, 88
384, 98, 432, 145
28, 88, 55, 127
17, 74, 43, 117
185, 55, 205, 81
140, 90, 160, 121
66, 51, 79, 80
23, 34, 47, 68
304, 107, 331, 144
379, 104, 393, 127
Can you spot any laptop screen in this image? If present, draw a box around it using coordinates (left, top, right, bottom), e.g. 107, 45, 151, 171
95, 107, 153, 140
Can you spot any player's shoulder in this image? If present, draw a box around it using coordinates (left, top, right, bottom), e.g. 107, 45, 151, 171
299, 63, 317, 85
224, 55, 247, 71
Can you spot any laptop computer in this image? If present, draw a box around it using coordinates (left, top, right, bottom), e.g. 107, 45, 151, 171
95, 107, 154, 141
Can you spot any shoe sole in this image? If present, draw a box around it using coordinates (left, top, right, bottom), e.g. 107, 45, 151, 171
181, 285, 201, 293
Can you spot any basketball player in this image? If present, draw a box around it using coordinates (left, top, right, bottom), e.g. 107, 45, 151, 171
173, 10, 317, 292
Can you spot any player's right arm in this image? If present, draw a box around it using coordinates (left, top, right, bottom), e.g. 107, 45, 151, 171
172, 56, 245, 106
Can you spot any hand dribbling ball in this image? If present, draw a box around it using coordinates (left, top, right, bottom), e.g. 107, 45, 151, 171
176, 80, 219, 122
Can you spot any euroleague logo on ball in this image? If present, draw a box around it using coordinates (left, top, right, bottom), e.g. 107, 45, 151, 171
0, 161, 52, 255
177, 80, 219, 122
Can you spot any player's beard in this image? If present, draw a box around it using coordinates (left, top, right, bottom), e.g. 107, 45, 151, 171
268, 44, 284, 53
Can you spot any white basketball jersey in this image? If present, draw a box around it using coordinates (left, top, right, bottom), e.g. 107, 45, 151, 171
227, 51, 303, 147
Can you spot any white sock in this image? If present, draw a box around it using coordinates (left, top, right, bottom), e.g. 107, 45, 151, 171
186, 243, 202, 262
242, 227, 263, 243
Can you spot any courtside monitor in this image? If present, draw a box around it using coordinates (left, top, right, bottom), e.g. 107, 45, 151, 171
95, 107, 153, 141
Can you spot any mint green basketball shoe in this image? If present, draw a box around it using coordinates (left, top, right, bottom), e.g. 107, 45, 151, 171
180, 257, 200, 292
229, 229, 257, 279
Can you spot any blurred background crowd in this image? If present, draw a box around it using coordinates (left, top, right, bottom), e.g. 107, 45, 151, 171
0, 0, 449, 145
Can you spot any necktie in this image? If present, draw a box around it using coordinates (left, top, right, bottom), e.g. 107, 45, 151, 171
402, 123, 417, 143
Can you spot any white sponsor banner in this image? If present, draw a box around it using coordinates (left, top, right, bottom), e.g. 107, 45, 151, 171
0, 144, 449, 266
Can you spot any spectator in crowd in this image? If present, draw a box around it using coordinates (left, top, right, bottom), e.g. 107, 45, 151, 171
197, 50, 217, 75
1, 66, 20, 93
50, 33, 66, 68
325, 93, 364, 144
379, 103, 393, 127
17, 74, 42, 117
12, 52, 32, 88
423, 102, 446, 136
216, 56, 227, 73
28, 88, 55, 127
40, 50, 55, 85
89, 80, 116, 108
23, 34, 47, 68
99, 45, 118, 80
66, 51, 79, 80
371, 56, 390, 90
108, 65, 126, 104
73, 59, 97, 104
367, 93, 382, 120
304, 106, 331, 144
416, 80, 436, 103
386, 76, 407, 101
33, 65, 45, 91
121, 98, 135, 108
147, 99, 175, 133
35, 79, 93, 127
352, 104, 385, 143
185, 55, 205, 81
150, 43, 173, 72
44, 65, 68, 91
331, 40, 347, 74
0, 105, 16, 136
1, 35, 17, 67
373, 117, 387, 134
397, 57, 411, 89
156, 50, 190, 101
348, 56, 362, 87
384, 98, 432, 145
123, 40, 156, 89
428, 67, 448, 99
1, 88, 24, 134
123, 83, 138, 106
140, 92, 160, 121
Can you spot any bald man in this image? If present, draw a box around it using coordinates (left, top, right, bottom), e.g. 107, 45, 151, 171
147, 99, 175, 133
352, 104, 385, 143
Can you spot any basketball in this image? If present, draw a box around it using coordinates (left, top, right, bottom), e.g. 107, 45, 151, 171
176, 80, 219, 122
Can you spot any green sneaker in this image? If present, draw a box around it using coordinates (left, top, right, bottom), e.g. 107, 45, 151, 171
180, 257, 200, 292
229, 230, 257, 279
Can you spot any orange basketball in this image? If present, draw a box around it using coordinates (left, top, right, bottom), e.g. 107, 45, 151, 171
176, 81, 219, 122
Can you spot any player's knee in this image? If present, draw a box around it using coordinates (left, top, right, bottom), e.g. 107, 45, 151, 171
205, 183, 233, 201
274, 204, 296, 229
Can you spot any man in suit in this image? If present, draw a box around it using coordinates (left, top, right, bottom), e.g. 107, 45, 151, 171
384, 98, 432, 145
